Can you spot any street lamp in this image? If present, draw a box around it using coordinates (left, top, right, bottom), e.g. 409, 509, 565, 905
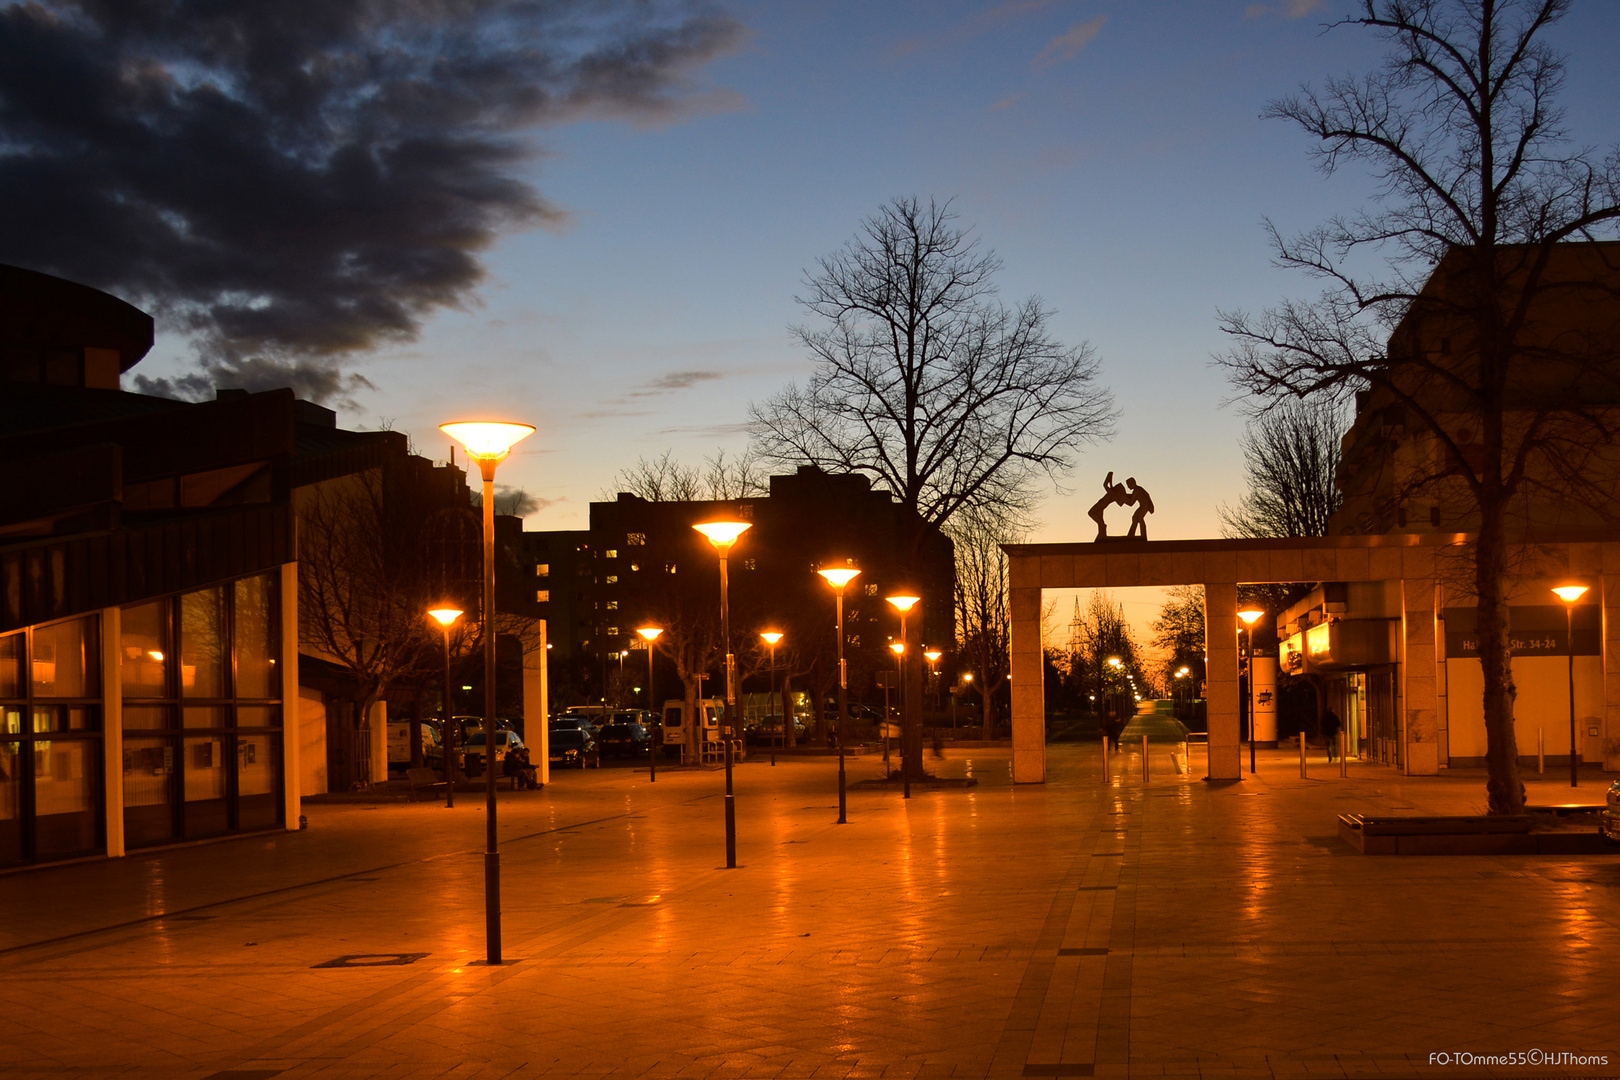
1554, 584, 1589, 788
886, 593, 920, 799
816, 563, 860, 824
694, 519, 752, 869
887, 641, 905, 785
637, 626, 663, 782
1237, 607, 1265, 776
428, 606, 463, 807
924, 649, 942, 711
761, 631, 783, 752
440, 418, 535, 967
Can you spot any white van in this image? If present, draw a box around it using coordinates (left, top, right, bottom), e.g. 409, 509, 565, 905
660, 698, 725, 763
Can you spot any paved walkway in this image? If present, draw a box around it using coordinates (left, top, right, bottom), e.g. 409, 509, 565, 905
1, 745, 1617, 1079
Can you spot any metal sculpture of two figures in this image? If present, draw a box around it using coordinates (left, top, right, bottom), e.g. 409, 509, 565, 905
1089, 471, 1153, 541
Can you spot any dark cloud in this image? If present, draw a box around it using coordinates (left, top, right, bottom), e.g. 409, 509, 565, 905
131, 354, 378, 409
0, 0, 748, 402
630, 369, 725, 395
469, 484, 551, 517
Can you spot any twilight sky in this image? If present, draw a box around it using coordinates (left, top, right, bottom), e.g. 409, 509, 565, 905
84, 1, 1620, 553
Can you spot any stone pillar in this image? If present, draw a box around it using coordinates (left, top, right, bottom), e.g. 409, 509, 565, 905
1204, 582, 1241, 780
1251, 654, 1277, 747
1402, 577, 1441, 775
280, 561, 302, 826
1009, 581, 1045, 784
1603, 570, 1620, 771
527, 620, 550, 787
101, 605, 124, 859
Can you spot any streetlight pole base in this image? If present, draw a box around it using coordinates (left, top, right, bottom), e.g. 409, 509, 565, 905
485, 851, 502, 965
724, 794, 737, 867
837, 754, 847, 824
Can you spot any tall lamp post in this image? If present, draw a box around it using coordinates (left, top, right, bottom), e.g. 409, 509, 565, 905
1238, 607, 1264, 776
440, 420, 535, 967
817, 564, 860, 824
924, 650, 942, 712
694, 520, 751, 869
428, 607, 463, 807
761, 631, 783, 751
885, 593, 920, 797
1554, 585, 1588, 788
637, 626, 663, 782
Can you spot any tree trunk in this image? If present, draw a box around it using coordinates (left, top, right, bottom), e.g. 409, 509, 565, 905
783, 671, 796, 749
1476, 511, 1524, 814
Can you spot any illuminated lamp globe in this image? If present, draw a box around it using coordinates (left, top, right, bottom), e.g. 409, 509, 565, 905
818, 566, 860, 589
890, 641, 906, 655
637, 626, 664, 643
886, 594, 921, 613
1237, 608, 1265, 626
428, 607, 464, 627
924, 650, 942, 664
439, 421, 535, 462
1553, 585, 1589, 603
761, 631, 784, 646
693, 521, 751, 551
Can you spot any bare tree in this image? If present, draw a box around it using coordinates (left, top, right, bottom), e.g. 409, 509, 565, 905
1217, 0, 1620, 813
1151, 584, 1206, 689
950, 506, 1016, 740
605, 448, 769, 503
1219, 399, 1345, 539
753, 196, 1116, 778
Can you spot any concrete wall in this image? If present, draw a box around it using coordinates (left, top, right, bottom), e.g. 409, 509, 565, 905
1447, 655, 1603, 763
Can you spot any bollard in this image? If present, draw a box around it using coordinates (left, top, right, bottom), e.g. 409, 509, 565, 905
1339, 727, 1348, 778
1299, 732, 1307, 778
1142, 734, 1150, 783
1181, 738, 1189, 776
1101, 735, 1109, 781
1538, 726, 1545, 775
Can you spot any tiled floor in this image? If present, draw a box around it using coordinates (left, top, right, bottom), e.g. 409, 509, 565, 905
1, 744, 1616, 1079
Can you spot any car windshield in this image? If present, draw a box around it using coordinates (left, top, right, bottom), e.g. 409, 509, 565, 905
552, 730, 587, 747
465, 731, 519, 747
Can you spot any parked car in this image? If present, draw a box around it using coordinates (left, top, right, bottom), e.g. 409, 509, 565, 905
1602, 779, 1620, 845
597, 718, 651, 758
461, 728, 525, 776
549, 728, 601, 769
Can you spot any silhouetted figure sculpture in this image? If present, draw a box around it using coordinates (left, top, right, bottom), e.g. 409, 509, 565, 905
1124, 477, 1154, 539
1089, 471, 1129, 540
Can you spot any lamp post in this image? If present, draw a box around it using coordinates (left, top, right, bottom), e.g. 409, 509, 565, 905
885, 593, 920, 797
428, 607, 463, 807
1238, 607, 1264, 776
924, 649, 942, 712
694, 520, 751, 869
1554, 585, 1588, 788
440, 419, 535, 967
817, 564, 860, 824
637, 626, 663, 782
761, 631, 783, 753
886, 640, 905, 787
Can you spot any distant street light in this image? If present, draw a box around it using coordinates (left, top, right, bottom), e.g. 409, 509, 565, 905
761, 631, 783, 754
1554, 584, 1589, 788
441, 418, 535, 967
817, 563, 860, 823
637, 626, 663, 782
1238, 607, 1265, 776
886, 593, 920, 799
694, 520, 752, 868
428, 606, 464, 807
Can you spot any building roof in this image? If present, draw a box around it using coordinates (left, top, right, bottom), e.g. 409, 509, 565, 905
0, 263, 155, 371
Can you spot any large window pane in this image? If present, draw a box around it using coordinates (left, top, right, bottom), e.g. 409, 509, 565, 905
0, 633, 20, 699
33, 739, 98, 858
122, 705, 170, 731
180, 588, 227, 698
183, 706, 228, 729
120, 600, 169, 698
123, 737, 176, 847
32, 617, 99, 698
237, 705, 280, 729
0, 742, 20, 867
183, 736, 229, 836
237, 735, 280, 831
2, 706, 21, 735
234, 576, 276, 699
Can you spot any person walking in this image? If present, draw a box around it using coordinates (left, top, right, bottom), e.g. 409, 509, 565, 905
1322, 709, 1342, 762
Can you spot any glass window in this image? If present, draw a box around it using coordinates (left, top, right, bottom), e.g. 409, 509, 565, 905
536, 590, 550, 603
237, 706, 280, 729
120, 600, 168, 698
0, 742, 20, 867
234, 575, 276, 699
2, 706, 21, 735
122, 737, 175, 847
535, 564, 549, 577
183, 736, 229, 837
33, 739, 97, 858
237, 735, 280, 831
0, 633, 21, 698
31, 617, 98, 698
180, 587, 228, 698
183, 706, 228, 729
122, 705, 169, 730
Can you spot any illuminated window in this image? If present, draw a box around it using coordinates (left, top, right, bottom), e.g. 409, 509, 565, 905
604, 549, 618, 559
848, 634, 860, 647
605, 575, 618, 585
607, 627, 619, 637
629, 563, 640, 572
605, 600, 618, 610
536, 590, 550, 603
627, 533, 646, 546
743, 558, 756, 570
864, 584, 878, 596
665, 563, 677, 574
535, 564, 549, 577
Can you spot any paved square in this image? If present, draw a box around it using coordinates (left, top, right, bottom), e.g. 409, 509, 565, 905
1, 745, 1616, 1079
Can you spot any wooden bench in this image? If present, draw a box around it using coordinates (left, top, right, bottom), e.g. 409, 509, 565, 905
406, 767, 448, 801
